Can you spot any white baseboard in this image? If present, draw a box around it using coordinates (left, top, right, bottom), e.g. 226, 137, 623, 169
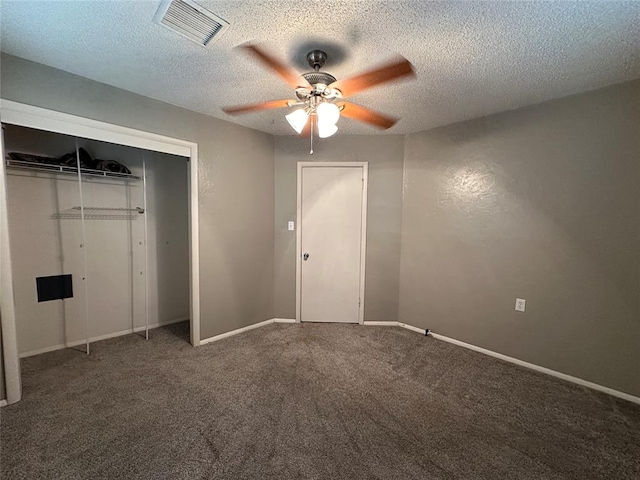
199, 317, 297, 344
399, 322, 427, 335
19, 317, 189, 358
0, 399, 7, 408
397, 324, 640, 405
200, 319, 275, 345
363, 321, 399, 326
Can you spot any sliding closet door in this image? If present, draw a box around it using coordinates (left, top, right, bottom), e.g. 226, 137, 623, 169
0, 124, 22, 404
78, 140, 148, 342
4, 126, 89, 356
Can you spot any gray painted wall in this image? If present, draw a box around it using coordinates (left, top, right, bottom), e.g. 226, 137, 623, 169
399, 80, 640, 396
0, 54, 274, 340
274, 135, 404, 321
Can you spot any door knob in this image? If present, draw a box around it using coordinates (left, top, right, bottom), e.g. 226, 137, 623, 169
303, 253, 310, 261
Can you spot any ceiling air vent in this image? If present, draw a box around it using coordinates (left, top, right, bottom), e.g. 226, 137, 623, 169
154, 0, 229, 47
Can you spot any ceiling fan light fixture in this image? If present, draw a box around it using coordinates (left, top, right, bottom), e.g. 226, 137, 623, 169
285, 108, 309, 134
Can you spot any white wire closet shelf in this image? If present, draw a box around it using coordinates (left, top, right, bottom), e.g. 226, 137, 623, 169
5, 158, 141, 181
52, 206, 145, 220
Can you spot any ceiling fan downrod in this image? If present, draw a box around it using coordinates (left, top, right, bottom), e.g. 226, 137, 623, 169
306, 50, 327, 71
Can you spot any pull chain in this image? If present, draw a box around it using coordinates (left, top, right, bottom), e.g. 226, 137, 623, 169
309, 115, 314, 155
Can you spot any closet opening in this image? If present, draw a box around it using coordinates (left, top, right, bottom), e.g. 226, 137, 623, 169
3, 124, 191, 358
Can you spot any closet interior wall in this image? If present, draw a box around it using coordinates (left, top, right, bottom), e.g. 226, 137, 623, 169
3, 124, 189, 356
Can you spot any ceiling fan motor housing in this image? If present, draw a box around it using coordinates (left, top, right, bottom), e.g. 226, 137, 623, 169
296, 72, 340, 101
297, 50, 341, 100
301, 71, 337, 88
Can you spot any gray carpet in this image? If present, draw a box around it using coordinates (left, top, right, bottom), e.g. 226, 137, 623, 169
1, 322, 639, 480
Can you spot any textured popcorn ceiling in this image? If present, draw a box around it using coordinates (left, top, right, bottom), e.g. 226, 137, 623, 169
1, 1, 639, 135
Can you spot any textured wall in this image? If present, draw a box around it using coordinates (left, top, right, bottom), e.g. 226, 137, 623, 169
1, 54, 274, 341
399, 80, 640, 396
274, 135, 404, 321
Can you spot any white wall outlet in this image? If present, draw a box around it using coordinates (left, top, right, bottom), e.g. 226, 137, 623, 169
515, 298, 526, 312
287, 221, 295, 231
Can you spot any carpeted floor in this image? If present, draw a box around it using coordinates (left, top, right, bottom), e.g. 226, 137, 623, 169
1, 322, 639, 480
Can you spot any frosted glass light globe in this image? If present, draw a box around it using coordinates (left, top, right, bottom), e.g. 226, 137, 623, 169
285, 109, 309, 134
318, 122, 338, 138
316, 102, 340, 126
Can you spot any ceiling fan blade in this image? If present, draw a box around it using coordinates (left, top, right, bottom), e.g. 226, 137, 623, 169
222, 99, 293, 115
329, 58, 415, 98
239, 44, 310, 89
339, 102, 398, 129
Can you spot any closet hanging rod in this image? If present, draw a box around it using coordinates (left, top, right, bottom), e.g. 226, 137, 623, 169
5, 159, 141, 181
51, 214, 140, 220
69, 206, 145, 213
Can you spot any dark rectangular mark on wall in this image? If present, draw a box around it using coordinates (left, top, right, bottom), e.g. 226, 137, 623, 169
36, 274, 73, 302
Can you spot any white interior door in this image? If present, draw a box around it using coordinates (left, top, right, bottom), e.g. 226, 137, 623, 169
298, 163, 367, 323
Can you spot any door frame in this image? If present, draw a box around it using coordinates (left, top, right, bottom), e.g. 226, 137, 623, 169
296, 161, 368, 325
0, 100, 201, 403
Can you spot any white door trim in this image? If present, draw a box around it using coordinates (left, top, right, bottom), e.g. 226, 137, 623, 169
296, 161, 368, 325
0, 100, 202, 404
0, 101, 193, 157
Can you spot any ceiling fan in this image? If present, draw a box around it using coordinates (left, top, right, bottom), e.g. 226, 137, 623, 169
222, 44, 416, 149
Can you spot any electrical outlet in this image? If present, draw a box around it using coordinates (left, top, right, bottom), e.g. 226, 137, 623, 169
287, 221, 295, 231
515, 298, 526, 312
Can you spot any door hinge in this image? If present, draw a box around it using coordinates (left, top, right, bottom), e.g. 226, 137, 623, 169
358, 298, 361, 307
362, 177, 364, 189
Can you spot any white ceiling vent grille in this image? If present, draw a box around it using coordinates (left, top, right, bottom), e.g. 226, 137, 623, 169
154, 0, 229, 47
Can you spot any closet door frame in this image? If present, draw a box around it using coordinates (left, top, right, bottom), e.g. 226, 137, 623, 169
0, 100, 201, 403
